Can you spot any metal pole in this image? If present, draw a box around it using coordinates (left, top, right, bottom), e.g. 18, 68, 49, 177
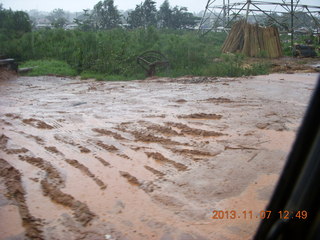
223, 0, 226, 28
291, 0, 294, 56
246, 0, 251, 22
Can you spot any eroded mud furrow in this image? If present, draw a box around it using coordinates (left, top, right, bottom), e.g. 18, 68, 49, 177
0, 158, 44, 239
65, 159, 107, 190
145, 152, 188, 171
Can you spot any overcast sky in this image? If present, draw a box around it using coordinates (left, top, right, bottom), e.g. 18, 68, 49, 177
0, 0, 319, 13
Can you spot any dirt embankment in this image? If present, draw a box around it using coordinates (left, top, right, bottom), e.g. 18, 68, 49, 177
0, 72, 318, 239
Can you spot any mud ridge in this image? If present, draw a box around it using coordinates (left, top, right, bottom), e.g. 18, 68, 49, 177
169, 148, 219, 157
95, 140, 118, 152
202, 97, 233, 103
178, 113, 222, 120
131, 131, 185, 146
166, 122, 223, 137
26, 134, 45, 145
0, 158, 44, 239
0, 134, 29, 155
95, 156, 111, 166
117, 153, 131, 160
54, 134, 77, 146
5, 113, 21, 119
144, 165, 165, 177
145, 152, 188, 171
54, 134, 90, 153
119, 171, 140, 185
146, 123, 183, 136
18, 155, 96, 226
22, 118, 54, 129
41, 179, 95, 226
19, 155, 63, 186
65, 159, 107, 190
92, 128, 126, 140
44, 146, 64, 156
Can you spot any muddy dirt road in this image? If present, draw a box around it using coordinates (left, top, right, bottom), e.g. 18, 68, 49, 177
0, 73, 318, 240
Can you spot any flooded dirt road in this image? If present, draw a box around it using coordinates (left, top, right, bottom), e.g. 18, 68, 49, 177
0, 73, 318, 240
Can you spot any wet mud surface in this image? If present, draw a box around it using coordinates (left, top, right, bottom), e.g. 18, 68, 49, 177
0, 73, 318, 239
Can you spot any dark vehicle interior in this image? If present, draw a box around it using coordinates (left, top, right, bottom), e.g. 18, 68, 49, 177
254, 76, 320, 240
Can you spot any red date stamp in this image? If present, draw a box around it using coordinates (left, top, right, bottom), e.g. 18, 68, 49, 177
211, 210, 308, 220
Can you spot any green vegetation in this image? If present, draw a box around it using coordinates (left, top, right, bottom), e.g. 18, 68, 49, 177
20, 60, 77, 76
0, 2, 272, 80
2, 28, 271, 79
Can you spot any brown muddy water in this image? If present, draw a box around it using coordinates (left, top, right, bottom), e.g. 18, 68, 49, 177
0, 73, 318, 240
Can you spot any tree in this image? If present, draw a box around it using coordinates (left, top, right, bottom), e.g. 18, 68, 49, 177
127, 4, 144, 28
142, 0, 157, 27
92, 0, 122, 29
74, 9, 95, 31
127, 0, 157, 28
47, 9, 68, 28
158, 0, 172, 28
0, 7, 31, 35
170, 6, 199, 29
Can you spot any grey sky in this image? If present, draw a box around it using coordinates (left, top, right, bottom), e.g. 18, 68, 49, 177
0, 0, 319, 13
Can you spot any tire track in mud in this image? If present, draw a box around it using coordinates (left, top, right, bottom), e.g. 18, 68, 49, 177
17, 155, 96, 226
0, 158, 44, 239
65, 159, 107, 190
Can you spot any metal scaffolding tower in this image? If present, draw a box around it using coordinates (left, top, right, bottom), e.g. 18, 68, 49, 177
199, 0, 320, 35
